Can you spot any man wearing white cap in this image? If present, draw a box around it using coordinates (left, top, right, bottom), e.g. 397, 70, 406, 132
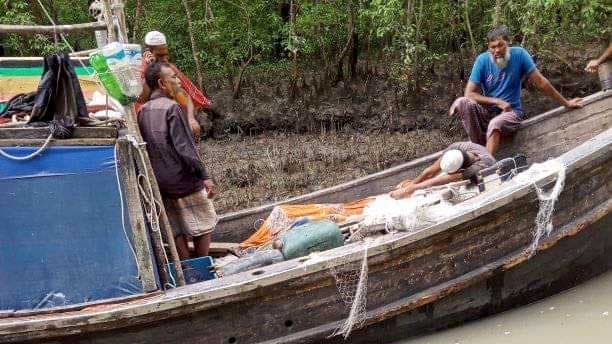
137, 31, 211, 140
390, 142, 496, 199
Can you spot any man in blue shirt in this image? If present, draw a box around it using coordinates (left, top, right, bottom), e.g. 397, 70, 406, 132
450, 26, 582, 155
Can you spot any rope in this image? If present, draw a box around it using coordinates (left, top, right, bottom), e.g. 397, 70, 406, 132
114, 143, 141, 278
0, 133, 53, 161
127, 135, 177, 288
35, 0, 89, 70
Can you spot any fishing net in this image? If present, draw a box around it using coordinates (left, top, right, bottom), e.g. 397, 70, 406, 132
329, 240, 369, 339
514, 160, 567, 255
328, 160, 567, 339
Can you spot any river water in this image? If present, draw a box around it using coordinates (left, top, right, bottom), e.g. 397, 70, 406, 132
398, 270, 612, 344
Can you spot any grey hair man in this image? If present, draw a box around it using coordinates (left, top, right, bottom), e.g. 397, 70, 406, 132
450, 26, 582, 155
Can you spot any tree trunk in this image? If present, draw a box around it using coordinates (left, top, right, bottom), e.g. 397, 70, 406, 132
348, 0, 358, 80
464, 0, 477, 58
132, 0, 143, 41
493, 0, 502, 25
181, 0, 205, 92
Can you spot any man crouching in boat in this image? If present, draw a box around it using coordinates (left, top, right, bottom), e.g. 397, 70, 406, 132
390, 142, 496, 199
138, 62, 218, 259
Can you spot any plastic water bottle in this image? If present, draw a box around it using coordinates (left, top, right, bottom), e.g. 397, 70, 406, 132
123, 44, 143, 98
89, 52, 128, 105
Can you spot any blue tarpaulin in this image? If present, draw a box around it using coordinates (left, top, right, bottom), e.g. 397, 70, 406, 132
0, 146, 144, 311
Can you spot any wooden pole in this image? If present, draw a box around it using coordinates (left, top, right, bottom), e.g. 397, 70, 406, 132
124, 105, 186, 287
116, 139, 158, 292
111, 0, 128, 41
101, 0, 117, 42
0, 22, 107, 34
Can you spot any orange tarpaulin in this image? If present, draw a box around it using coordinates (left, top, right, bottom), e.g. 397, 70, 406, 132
240, 197, 374, 248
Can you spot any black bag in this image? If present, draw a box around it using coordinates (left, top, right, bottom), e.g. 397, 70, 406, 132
29, 53, 88, 138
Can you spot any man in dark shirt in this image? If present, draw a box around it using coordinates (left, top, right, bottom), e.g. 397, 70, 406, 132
138, 62, 217, 259
390, 142, 496, 199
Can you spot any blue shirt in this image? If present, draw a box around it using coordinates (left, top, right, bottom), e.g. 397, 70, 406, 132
469, 46, 536, 116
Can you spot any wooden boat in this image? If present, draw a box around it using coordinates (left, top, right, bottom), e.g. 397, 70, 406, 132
0, 82, 610, 343
2, 3, 612, 340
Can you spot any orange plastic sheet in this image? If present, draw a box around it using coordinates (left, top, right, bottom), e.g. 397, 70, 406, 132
240, 197, 374, 248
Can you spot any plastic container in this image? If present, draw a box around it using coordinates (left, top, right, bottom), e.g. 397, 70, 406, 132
168, 256, 217, 285
217, 249, 284, 276
280, 220, 344, 260
122, 44, 143, 97
101, 42, 126, 70
89, 53, 128, 105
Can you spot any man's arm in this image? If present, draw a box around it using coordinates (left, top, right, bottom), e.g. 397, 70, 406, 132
184, 95, 201, 139
167, 104, 209, 180
527, 69, 582, 108
395, 157, 442, 189
390, 172, 464, 199
586, 43, 612, 73
464, 81, 512, 112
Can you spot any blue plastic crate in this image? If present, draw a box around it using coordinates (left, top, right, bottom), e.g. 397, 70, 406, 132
168, 256, 217, 285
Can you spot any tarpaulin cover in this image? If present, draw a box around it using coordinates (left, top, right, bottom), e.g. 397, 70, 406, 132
0, 145, 143, 311
0, 65, 99, 103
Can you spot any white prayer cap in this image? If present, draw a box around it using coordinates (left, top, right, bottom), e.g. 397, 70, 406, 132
144, 31, 167, 46
440, 149, 464, 174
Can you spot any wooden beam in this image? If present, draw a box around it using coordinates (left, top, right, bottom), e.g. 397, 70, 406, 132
101, 0, 117, 42
0, 22, 107, 34
116, 139, 158, 292
123, 104, 186, 287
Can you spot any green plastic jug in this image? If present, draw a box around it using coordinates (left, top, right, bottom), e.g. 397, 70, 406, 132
280, 220, 344, 260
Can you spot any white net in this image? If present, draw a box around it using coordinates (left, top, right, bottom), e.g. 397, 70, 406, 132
330, 241, 369, 339
360, 192, 466, 233
514, 160, 567, 255
328, 159, 568, 339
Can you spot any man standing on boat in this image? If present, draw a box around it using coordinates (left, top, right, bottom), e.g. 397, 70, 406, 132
138, 62, 217, 259
136, 31, 211, 141
390, 142, 496, 199
450, 26, 582, 155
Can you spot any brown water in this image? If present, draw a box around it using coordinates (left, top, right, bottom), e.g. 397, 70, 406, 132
398, 270, 612, 344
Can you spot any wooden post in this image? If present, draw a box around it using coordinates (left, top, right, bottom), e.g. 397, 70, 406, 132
0, 22, 107, 34
124, 105, 186, 287
101, 0, 117, 42
116, 139, 158, 292
111, 0, 128, 41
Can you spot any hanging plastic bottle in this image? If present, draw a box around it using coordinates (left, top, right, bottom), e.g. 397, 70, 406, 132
101, 42, 126, 73
122, 44, 143, 98
89, 52, 128, 105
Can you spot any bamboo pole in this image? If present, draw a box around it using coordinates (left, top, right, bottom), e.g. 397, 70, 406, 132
0, 22, 107, 34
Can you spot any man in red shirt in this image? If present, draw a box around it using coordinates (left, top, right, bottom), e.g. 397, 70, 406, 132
136, 31, 211, 139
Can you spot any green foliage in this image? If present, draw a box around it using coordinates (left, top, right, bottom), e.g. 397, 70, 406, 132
3, 0, 611, 85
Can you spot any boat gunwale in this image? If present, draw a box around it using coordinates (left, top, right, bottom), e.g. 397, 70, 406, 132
1, 121, 610, 341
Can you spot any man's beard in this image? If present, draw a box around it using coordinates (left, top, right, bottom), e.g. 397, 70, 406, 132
492, 49, 511, 69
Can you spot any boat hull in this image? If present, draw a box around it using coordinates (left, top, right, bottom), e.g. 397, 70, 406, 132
4, 122, 611, 344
